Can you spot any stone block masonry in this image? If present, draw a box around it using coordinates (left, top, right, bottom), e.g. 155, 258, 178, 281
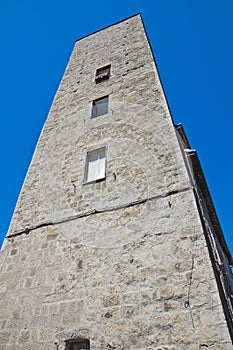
0, 14, 232, 349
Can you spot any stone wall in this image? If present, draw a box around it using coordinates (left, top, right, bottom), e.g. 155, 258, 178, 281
0, 14, 232, 349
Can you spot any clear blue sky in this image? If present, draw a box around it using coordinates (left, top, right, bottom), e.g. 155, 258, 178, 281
1, 1, 233, 254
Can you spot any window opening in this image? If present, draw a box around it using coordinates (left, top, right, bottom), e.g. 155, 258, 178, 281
95, 64, 111, 83
85, 147, 106, 183
91, 95, 108, 118
66, 339, 90, 350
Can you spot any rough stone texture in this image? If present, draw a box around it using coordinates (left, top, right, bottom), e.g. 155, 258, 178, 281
0, 14, 232, 349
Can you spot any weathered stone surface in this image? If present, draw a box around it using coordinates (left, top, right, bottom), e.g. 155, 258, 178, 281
0, 13, 232, 349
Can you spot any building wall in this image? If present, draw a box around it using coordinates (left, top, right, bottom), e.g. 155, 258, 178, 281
0, 14, 232, 349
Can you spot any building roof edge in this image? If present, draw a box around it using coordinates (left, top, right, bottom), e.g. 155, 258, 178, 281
75, 13, 141, 43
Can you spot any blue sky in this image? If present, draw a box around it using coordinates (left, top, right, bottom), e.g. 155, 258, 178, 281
0, 1, 233, 254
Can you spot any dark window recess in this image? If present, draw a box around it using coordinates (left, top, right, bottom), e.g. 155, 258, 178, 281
95, 65, 111, 83
66, 339, 90, 350
91, 96, 109, 118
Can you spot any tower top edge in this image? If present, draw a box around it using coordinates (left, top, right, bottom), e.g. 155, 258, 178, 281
75, 13, 142, 43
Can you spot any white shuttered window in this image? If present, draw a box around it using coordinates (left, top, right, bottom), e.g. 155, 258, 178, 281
86, 148, 106, 182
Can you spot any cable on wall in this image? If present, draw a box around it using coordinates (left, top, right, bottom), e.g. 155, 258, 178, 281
6, 185, 193, 240
184, 255, 195, 328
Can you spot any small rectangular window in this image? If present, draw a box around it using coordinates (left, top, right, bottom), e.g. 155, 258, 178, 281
85, 147, 106, 183
66, 339, 90, 350
95, 64, 110, 83
91, 96, 108, 118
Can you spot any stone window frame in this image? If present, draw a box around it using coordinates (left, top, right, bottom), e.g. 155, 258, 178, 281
95, 64, 111, 83
84, 146, 107, 184
91, 95, 109, 118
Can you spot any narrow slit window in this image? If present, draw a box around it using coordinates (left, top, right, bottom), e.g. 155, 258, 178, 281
91, 95, 109, 118
66, 339, 90, 350
95, 64, 111, 83
86, 148, 106, 183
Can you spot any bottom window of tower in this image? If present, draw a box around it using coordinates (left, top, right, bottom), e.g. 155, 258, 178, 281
66, 339, 90, 350
85, 147, 106, 182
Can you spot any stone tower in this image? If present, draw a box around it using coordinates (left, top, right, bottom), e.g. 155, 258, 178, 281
1, 14, 233, 350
